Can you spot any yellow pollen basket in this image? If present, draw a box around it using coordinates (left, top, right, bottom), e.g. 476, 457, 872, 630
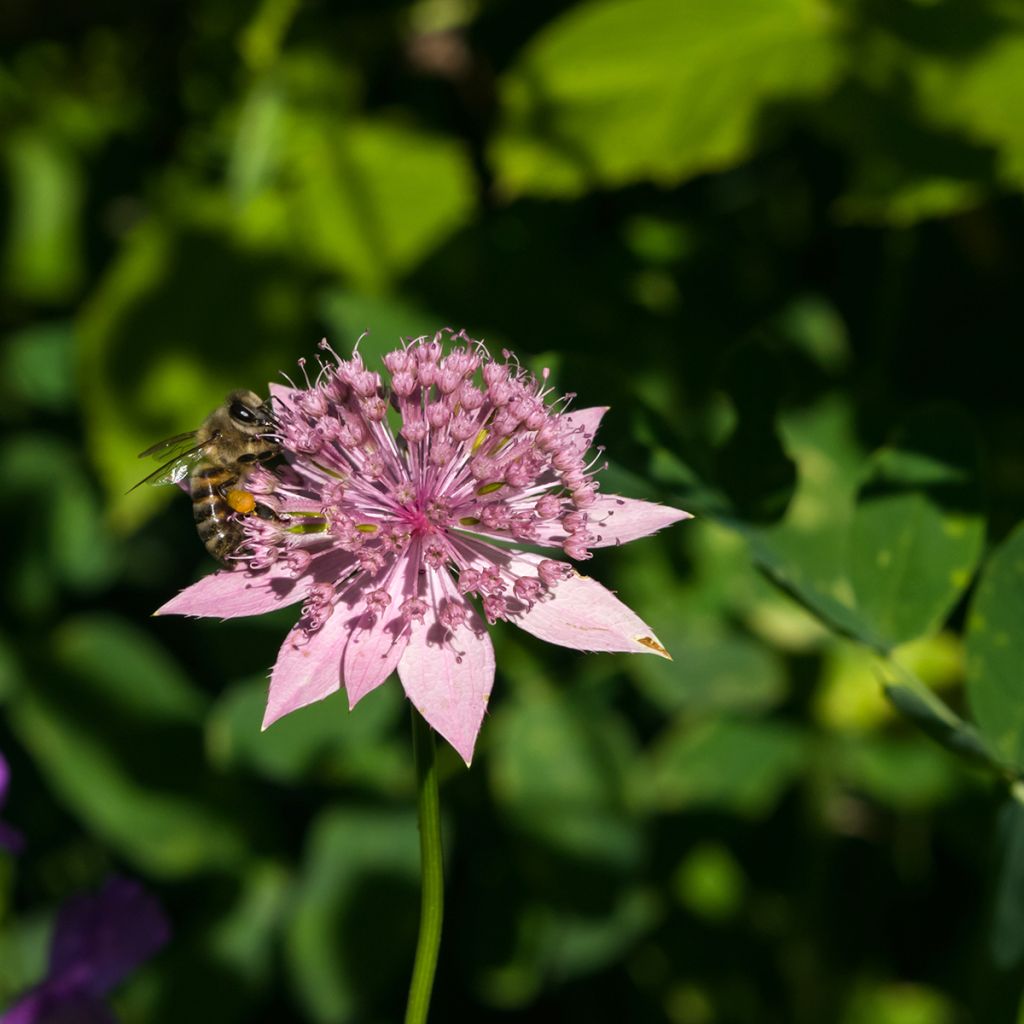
227, 489, 257, 514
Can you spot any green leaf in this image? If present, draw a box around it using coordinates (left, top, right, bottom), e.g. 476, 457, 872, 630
285, 806, 419, 1024
8, 690, 245, 877
990, 796, 1024, 972
914, 32, 1024, 192
491, 0, 842, 197
0, 321, 75, 412
76, 221, 315, 528
488, 686, 643, 869
846, 407, 985, 646
2, 130, 83, 301
206, 677, 405, 789
53, 613, 206, 724
646, 718, 808, 817
631, 627, 786, 716
966, 522, 1024, 772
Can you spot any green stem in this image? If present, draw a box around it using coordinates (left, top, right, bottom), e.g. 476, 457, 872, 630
405, 708, 444, 1024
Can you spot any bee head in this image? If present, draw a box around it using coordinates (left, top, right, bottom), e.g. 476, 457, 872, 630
226, 389, 277, 435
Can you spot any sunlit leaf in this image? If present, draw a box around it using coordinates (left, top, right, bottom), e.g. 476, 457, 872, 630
847, 408, 985, 646
966, 522, 1024, 772
491, 0, 842, 196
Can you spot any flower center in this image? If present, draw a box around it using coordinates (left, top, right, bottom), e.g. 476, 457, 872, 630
400, 502, 438, 537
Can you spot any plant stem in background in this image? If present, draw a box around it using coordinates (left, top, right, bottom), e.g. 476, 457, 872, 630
405, 708, 444, 1024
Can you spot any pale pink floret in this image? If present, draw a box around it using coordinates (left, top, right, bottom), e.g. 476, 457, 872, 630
156, 330, 691, 764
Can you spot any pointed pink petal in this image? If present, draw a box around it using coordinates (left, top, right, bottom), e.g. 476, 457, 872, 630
155, 550, 354, 619
342, 553, 417, 708
508, 553, 671, 658
397, 568, 494, 766
587, 495, 692, 546
262, 607, 353, 728
560, 406, 609, 448
532, 495, 692, 548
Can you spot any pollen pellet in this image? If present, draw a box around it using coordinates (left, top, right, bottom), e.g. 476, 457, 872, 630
227, 489, 257, 514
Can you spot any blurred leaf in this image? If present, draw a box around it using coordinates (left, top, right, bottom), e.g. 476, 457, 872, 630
882, 667, 997, 773
847, 407, 985, 646
491, 0, 842, 197
838, 736, 965, 811
0, 434, 118, 602
0, 321, 75, 412
8, 692, 245, 877
0, 910, 50, 1007
842, 980, 955, 1024
489, 684, 644, 870
744, 396, 885, 649
207, 861, 292, 984
2, 130, 83, 301
286, 806, 419, 1024
77, 221, 315, 527
673, 842, 746, 922
989, 796, 1024, 973
318, 289, 444, 367
207, 677, 405, 789
646, 718, 808, 817
914, 31, 1024, 191
633, 628, 786, 717
966, 522, 1024, 772
53, 613, 206, 724
478, 886, 659, 1009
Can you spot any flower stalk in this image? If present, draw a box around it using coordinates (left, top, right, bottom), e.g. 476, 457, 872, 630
405, 707, 444, 1024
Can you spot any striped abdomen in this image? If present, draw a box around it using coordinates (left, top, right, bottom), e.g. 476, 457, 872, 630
190, 462, 243, 563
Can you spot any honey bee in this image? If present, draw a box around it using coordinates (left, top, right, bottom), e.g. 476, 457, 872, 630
133, 389, 281, 563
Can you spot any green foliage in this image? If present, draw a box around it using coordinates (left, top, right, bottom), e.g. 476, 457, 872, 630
2, 0, 1024, 1021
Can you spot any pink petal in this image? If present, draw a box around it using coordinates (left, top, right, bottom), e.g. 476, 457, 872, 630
397, 568, 494, 766
508, 553, 671, 658
342, 553, 417, 709
561, 406, 609, 448
262, 607, 353, 728
155, 550, 353, 619
532, 495, 692, 548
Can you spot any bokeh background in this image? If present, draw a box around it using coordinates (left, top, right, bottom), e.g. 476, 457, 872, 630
3, 0, 1024, 1021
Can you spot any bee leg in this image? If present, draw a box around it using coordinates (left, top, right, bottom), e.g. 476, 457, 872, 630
254, 502, 280, 522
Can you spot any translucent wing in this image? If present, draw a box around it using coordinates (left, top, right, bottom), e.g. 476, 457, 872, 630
129, 434, 211, 492
137, 431, 198, 459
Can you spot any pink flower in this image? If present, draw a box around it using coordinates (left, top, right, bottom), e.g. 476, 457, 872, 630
157, 330, 691, 764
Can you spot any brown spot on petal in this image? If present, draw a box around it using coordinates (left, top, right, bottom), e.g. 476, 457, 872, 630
636, 635, 672, 659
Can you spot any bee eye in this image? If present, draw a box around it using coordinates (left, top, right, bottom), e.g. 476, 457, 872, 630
230, 400, 256, 424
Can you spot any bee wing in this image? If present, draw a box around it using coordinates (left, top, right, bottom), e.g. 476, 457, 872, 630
127, 438, 211, 493
137, 431, 200, 459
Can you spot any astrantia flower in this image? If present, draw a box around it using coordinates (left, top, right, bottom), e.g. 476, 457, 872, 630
0, 750, 23, 854
157, 330, 691, 763
1, 878, 169, 1024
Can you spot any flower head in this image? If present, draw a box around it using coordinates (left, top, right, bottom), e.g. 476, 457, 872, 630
1, 878, 169, 1024
0, 749, 24, 854
157, 330, 691, 763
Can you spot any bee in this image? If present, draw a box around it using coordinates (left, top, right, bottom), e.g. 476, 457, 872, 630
133, 389, 281, 563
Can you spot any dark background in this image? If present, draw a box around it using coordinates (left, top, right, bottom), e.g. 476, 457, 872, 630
2, 1, 1024, 1021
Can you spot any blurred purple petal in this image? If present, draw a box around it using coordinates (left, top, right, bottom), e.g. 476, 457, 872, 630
50, 878, 169, 996
0, 988, 118, 1024
0, 751, 24, 854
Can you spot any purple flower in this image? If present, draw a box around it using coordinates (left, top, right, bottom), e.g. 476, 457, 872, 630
0, 750, 24, 854
157, 330, 691, 763
1, 879, 169, 1024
